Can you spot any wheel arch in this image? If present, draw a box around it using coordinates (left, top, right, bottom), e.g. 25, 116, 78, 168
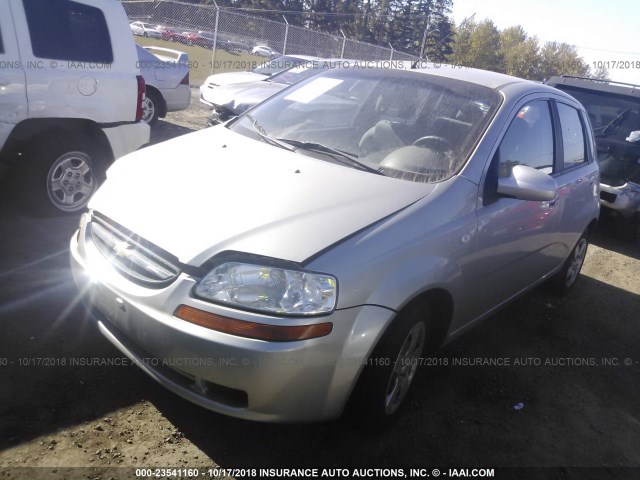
384, 287, 454, 355
145, 85, 167, 118
2, 118, 114, 165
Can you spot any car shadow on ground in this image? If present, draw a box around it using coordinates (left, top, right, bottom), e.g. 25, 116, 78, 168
150, 120, 198, 145
0, 204, 159, 449
591, 213, 639, 260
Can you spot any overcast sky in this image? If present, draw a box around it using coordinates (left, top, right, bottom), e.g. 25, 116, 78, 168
450, 0, 640, 84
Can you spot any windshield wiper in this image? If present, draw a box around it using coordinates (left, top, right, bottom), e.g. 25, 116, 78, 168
276, 139, 384, 175
244, 114, 294, 151
594, 107, 631, 137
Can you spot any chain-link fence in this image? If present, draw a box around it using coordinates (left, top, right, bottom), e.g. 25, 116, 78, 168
122, 0, 419, 74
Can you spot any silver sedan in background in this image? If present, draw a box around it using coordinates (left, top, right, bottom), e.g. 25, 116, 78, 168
136, 46, 191, 125
204, 59, 350, 125
70, 65, 599, 424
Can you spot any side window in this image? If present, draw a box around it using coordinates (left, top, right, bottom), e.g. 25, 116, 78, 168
497, 100, 555, 176
0, 26, 4, 54
23, 0, 113, 63
557, 103, 586, 168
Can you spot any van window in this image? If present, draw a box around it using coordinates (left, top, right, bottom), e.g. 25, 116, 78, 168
23, 0, 113, 63
0, 27, 4, 54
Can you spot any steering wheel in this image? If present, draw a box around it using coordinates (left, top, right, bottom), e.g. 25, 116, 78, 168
412, 136, 452, 152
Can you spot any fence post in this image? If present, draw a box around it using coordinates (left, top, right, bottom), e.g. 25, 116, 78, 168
340, 30, 346, 59
282, 15, 289, 55
151, 0, 161, 23
419, 26, 428, 59
389, 42, 394, 61
210, 5, 219, 75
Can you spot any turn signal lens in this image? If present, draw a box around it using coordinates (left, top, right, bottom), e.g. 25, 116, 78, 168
174, 305, 332, 341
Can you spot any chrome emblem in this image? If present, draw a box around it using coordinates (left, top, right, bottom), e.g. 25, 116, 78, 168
113, 240, 133, 259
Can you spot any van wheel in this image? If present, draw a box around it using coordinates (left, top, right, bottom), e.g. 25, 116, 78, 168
142, 89, 162, 125
21, 135, 106, 216
347, 302, 428, 427
543, 233, 589, 295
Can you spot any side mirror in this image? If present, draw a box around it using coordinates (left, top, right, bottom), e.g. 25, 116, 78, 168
497, 164, 557, 202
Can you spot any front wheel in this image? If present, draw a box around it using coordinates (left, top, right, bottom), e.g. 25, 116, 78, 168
543, 233, 589, 295
347, 302, 429, 427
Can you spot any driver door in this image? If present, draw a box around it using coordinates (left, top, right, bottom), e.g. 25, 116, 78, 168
469, 99, 565, 317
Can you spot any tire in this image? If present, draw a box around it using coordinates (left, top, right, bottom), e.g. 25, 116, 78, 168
542, 233, 589, 295
142, 89, 162, 125
347, 301, 429, 428
20, 135, 107, 216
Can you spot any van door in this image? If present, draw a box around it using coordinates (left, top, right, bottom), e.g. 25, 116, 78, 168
0, 0, 27, 149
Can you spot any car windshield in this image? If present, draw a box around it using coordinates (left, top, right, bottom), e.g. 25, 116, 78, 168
228, 68, 501, 183
251, 56, 309, 77
559, 86, 640, 186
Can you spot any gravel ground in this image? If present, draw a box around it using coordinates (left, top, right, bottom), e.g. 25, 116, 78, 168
0, 91, 639, 480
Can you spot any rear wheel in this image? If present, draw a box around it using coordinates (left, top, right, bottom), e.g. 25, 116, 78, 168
20, 135, 107, 216
142, 89, 162, 125
543, 233, 589, 295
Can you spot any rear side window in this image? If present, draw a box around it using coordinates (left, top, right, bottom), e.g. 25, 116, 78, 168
497, 100, 555, 176
557, 103, 586, 168
0, 27, 4, 53
23, 0, 113, 63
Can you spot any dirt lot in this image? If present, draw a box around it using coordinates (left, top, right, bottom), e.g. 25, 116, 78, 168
1, 92, 639, 480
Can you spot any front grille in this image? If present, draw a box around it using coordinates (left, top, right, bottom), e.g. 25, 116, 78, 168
90, 213, 180, 287
600, 191, 617, 203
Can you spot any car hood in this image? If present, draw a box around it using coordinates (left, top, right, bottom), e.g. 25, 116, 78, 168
205, 71, 267, 87
89, 127, 435, 265
206, 81, 286, 113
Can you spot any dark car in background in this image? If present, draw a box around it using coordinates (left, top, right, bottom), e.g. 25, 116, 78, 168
547, 76, 640, 246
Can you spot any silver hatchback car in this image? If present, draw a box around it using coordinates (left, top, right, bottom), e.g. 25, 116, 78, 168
70, 65, 599, 423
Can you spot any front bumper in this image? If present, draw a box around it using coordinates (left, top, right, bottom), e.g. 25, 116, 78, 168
599, 181, 640, 216
69, 223, 394, 422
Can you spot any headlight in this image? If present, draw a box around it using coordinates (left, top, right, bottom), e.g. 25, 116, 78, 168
194, 262, 337, 316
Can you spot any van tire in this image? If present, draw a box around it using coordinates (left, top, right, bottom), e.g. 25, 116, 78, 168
21, 135, 106, 216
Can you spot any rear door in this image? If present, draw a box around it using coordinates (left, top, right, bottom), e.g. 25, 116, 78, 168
551, 100, 599, 249
0, 0, 27, 148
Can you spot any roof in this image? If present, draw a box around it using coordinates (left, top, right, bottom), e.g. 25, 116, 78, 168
412, 63, 534, 90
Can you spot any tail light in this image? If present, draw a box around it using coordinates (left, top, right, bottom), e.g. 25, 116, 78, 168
136, 75, 145, 122
180, 72, 189, 85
